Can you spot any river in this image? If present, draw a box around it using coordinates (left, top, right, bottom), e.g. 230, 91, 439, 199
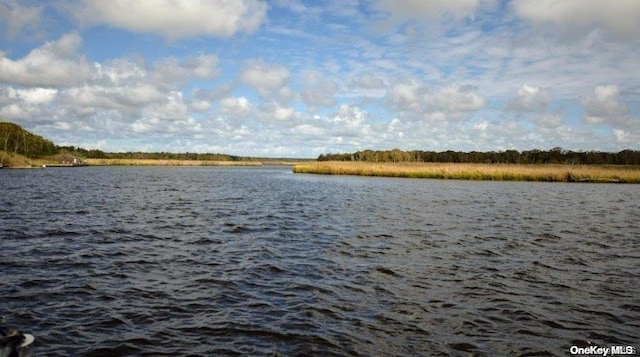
1, 166, 638, 356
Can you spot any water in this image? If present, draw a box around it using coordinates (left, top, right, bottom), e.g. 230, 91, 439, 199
1, 166, 638, 356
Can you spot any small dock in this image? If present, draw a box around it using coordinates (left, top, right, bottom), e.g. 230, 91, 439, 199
43, 158, 88, 168
43, 163, 88, 168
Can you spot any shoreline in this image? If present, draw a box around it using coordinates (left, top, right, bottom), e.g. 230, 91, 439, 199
0, 158, 313, 168
292, 161, 640, 183
83, 158, 263, 166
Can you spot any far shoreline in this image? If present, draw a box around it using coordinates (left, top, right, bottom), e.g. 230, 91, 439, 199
292, 161, 640, 183
83, 158, 264, 166
1, 158, 312, 168
5, 160, 640, 183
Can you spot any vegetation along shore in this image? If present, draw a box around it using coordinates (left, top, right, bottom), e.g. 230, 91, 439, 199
0, 122, 262, 168
84, 158, 262, 166
3, 121, 639, 182
293, 162, 640, 183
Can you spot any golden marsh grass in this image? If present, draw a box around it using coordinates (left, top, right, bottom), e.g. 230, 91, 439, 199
293, 161, 640, 183
85, 158, 262, 166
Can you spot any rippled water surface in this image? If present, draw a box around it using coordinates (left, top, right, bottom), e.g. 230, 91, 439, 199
1, 166, 639, 356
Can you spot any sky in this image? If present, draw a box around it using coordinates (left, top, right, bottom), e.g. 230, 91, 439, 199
0, 0, 639, 158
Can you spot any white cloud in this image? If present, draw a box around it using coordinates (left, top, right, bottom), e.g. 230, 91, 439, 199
387, 82, 485, 120
583, 85, 625, 124
388, 80, 421, 111
2, 1, 638, 156
6, 87, 58, 105
425, 85, 485, 112
351, 74, 386, 89
70, 0, 268, 39
240, 60, 291, 98
300, 72, 339, 108
220, 96, 250, 115
512, 0, 640, 40
153, 54, 220, 85
508, 83, 550, 112
92, 55, 219, 91
144, 91, 189, 122
532, 113, 564, 129
0, 0, 44, 39
94, 59, 145, 85
260, 102, 296, 122
190, 99, 211, 112
62, 83, 165, 111
613, 128, 640, 146
0, 32, 93, 86
0, 104, 27, 120
187, 54, 220, 78
330, 104, 371, 138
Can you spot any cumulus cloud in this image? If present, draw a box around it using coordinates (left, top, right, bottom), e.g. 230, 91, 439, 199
532, 113, 564, 129
0, 32, 93, 86
153, 54, 220, 86
142, 91, 190, 123
260, 102, 296, 122
508, 83, 550, 112
330, 104, 371, 138
300, 72, 339, 108
425, 85, 485, 112
190, 99, 211, 112
70, 0, 268, 39
351, 74, 386, 89
220, 96, 251, 115
0, 34, 227, 143
240, 60, 291, 98
62, 84, 165, 111
0, 0, 44, 39
6, 87, 58, 105
613, 128, 640, 146
387, 82, 485, 119
93, 54, 219, 90
388, 80, 421, 111
512, 0, 640, 40
2, 1, 637, 156
583, 85, 625, 124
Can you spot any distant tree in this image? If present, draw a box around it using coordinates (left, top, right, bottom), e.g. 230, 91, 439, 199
0, 122, 59, 158
314, 147, 640, 165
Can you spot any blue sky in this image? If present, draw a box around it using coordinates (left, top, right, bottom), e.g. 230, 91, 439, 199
1, 0, 639, 157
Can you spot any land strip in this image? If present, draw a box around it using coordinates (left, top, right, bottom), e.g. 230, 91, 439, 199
292, 161, 640, 183
84, 158, 262, 166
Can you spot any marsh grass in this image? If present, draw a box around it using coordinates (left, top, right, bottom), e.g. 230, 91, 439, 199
0, 150, 48, 168
293, 161, 640, 183
85, 158, 262, 166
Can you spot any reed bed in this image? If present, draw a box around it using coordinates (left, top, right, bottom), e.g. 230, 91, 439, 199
85, 158, 262, 166
293, 161, 640, 183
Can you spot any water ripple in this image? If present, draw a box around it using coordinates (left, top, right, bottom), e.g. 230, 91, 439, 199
1, 167, 639, 355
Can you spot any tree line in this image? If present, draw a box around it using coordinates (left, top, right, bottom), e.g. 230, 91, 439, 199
0, 121, 244, 161
3, 121, 639, 165
64, 148, 244, 161
318, 148, 640, 165
0, 122, 58, 158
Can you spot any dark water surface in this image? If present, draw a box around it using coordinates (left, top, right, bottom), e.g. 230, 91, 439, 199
1, 166, 638, 356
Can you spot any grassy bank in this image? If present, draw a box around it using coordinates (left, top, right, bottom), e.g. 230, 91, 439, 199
0, 150, 47, 168
292, 161, 640, 183
85, 158, 262, 166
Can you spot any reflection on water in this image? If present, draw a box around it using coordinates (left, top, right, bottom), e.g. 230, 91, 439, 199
1, 166, 639, 356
